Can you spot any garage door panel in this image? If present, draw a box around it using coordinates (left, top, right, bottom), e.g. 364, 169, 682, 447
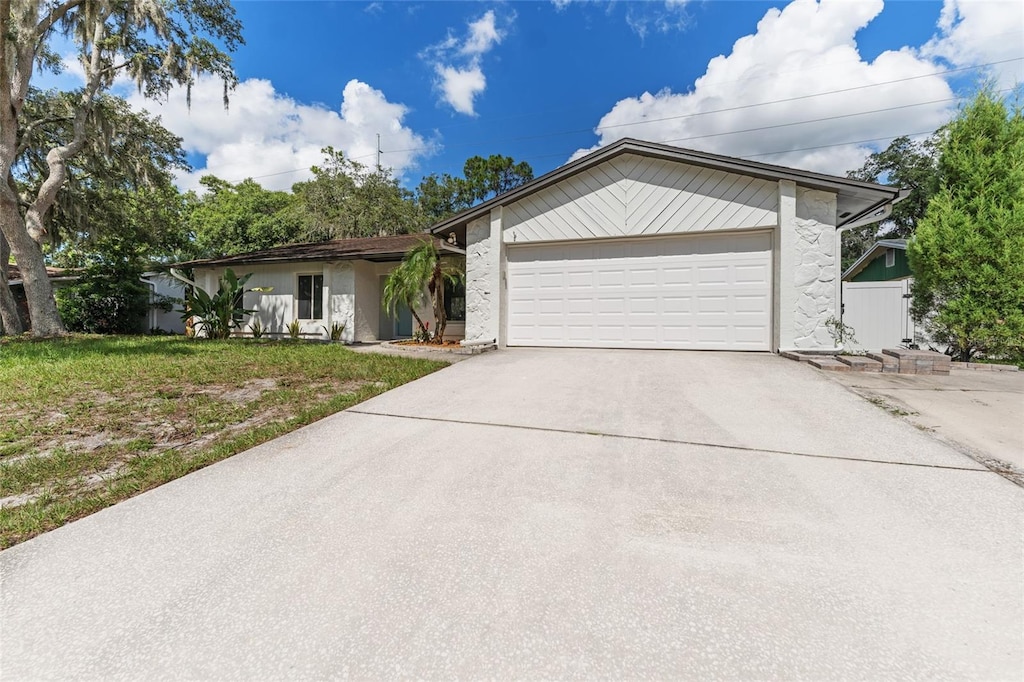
628, 297, 658, 314
734, 325, 769, 344
735, 264, 769, 284
734, 294, 769, 314
697, 265, 729, 285
662, 267, 693, 286
507, 233, 771, 350
566, 271, 593, 288
696, 295, 729, 314
696, 325, 729, 344
628, 269, 658, 287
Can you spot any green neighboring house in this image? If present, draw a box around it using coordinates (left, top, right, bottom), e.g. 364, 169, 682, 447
843, 239, 910, 282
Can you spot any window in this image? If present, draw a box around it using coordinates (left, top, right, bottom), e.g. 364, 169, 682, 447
297, 274, 323, 319
444, 279, 466, 322
885, 248, 895, 268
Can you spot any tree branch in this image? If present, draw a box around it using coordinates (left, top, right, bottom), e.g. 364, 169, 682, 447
24, 7, 109, 242
0, 0, 10, 117
16, 115, 75, 157
34, 0, 87, 40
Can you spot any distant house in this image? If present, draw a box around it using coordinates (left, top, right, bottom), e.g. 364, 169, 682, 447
841, 239, 926, 351
140, 272, 187, 334
843, 239, 911, 283
180, 234, 466, 342
7, 265, 79, 331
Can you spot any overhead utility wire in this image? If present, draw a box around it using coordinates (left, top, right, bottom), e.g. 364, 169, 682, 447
409, 28, 1024, 134
743, 130, 939, 159
235, 57, 1021, 183
384, 57, 1024, 156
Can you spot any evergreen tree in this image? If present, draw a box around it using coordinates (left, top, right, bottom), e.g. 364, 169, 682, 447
908, 89, 1024, 361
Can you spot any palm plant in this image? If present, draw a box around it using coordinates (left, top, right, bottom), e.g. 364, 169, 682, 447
382, 239, 464, 343
171, 267, 255, 340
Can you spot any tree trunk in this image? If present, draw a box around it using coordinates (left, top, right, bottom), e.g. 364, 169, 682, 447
408, 305, 427, 339
433, 286, 447, 343
0, 230, 24, 335
0, 210, 63, 335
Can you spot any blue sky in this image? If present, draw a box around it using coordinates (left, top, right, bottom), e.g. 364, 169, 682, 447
62, 0, 1022, 191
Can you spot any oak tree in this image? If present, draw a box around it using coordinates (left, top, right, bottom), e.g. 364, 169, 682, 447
1, 0, 242, 335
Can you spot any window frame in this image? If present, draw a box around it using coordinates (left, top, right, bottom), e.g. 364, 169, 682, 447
444, 278, 466, 322
296, 272, 324, 321
885, 248, 895, 268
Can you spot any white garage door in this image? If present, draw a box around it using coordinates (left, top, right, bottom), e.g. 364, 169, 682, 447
506, 232, 773, 350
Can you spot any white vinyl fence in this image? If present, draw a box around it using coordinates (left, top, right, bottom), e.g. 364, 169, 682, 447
841, 279, 915, 352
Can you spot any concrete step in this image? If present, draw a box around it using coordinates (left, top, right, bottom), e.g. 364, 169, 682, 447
836, 355, 882, 372
807, 357, 851, 371
866, 352, 900, 373
882, 348, 951, 375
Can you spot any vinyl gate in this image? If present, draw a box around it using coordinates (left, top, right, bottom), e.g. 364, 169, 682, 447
841, 279, 913, 352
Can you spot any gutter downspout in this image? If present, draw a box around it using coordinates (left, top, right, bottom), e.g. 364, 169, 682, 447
834, 189, 908, 328
139, 277, 158, 333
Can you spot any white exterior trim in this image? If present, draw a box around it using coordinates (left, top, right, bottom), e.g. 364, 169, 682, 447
461, 151, 849, 352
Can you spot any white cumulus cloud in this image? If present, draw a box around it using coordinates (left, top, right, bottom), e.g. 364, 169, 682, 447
423, 9, 510, 116
572, 0, 976, 175
125, 76, 435, 191
922, 0, 1024, 87
433, 64, 487, 117
462, 11, 504, 56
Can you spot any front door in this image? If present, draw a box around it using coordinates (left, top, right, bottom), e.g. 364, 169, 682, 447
394, 302, 413, 338
379, 275, 414, 340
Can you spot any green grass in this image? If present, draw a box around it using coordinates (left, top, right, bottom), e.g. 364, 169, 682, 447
0, 335, 447, 548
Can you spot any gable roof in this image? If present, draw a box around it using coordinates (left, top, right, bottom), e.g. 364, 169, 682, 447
842, 239, 908, 281
429, 138, 904, 235
179, 234, 464, 269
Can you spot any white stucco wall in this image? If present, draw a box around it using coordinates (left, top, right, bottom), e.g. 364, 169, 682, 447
194, 259, 466, 343
464, 213, 501, 343
142, 273, 186, 334
194, 263, 355, 341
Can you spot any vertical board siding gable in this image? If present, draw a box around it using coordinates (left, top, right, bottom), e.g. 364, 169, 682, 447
504, 154, 779, 243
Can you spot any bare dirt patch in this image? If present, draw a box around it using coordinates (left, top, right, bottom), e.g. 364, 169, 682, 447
216, 378, 279, 404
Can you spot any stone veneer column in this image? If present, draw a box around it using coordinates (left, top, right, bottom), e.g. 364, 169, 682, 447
777, 181, 839, 350
793, 187, 838, 348
464, 208, 502, 343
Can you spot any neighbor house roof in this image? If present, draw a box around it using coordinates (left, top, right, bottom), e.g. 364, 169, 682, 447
842, 239, 908, 281
429, 138, 906, 235
6, 265, 77, 286
179, 234, 464, 269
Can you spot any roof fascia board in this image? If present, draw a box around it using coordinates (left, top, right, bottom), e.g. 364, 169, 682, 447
430, 138, 900, 233
182, 240, 465, 270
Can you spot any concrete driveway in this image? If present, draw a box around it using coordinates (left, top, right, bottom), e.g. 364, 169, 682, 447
2, 349, 1022, 680
829, 367, 1024, 473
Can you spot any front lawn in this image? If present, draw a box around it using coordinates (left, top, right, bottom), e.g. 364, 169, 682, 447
0, 336, 447, 548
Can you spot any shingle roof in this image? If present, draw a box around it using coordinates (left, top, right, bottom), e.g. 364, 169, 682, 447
178, 233, 463, 269
6, 265, 75, 284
